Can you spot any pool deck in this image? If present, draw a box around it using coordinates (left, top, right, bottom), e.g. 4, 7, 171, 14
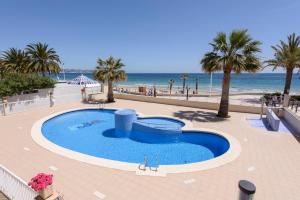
0, 99, 300, 199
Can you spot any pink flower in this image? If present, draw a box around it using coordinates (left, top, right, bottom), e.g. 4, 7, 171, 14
28, 173, 53, 191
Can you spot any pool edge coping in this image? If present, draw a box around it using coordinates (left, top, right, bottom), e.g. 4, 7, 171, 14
31, 107, 241, 174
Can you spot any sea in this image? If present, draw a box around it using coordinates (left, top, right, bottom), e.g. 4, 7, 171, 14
52, 73, 300, 93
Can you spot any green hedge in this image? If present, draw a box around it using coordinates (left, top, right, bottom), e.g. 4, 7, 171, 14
263, 92, 282, 101
291, 95, 300, 101
0, 73, 55, 98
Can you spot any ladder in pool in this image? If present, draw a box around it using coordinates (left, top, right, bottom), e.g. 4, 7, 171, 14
138, 154, 159, 172
99, 100, 105, 109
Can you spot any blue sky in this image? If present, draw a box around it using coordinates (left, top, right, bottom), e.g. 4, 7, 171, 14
0, 0, 299, 73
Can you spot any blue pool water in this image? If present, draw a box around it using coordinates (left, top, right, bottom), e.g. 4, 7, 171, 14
42, 109, 229, 166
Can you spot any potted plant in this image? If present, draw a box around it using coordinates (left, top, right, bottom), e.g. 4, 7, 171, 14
28, 173, 53, 199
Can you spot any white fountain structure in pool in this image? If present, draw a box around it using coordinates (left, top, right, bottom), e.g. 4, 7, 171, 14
114, 109, 183, 143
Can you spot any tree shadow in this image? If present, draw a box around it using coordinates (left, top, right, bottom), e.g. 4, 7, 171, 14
173, 110, 227, 123
280, 118, 300, 143
240, 98, 261, 104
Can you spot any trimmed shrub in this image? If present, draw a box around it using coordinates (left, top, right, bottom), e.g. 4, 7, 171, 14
0, 73, 55, 98
291, 95, 300, 101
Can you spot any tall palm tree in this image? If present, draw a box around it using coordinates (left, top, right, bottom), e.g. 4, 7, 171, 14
265, 33, 300, 94
93, 56, 126, 102
201, 30, 262, 118
25, 43, 61, 76
180, 73, 189, 94
1, 48, 29, 73
168, 79, 175, 95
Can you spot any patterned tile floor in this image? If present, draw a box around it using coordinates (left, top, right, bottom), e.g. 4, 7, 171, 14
0, 99, 300, 200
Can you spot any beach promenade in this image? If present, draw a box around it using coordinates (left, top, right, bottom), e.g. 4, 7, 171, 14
159, 94, 262, 107
0, 97, 299, 200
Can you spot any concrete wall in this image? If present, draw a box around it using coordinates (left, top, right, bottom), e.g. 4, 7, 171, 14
114, 93, 264, 114
0, 84, 84, 115
7, 88, 53, 102
282, 108, 300, 134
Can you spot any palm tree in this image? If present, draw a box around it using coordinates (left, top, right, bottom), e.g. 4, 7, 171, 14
0, 59, 5, 79
168, 79, 175, 95
1, 48, 29, 73
25, 43, 61, 76
180, 73, 189, 94
265, 33, 300, 94
201, 30, 262, 118
93, 56, 126, 102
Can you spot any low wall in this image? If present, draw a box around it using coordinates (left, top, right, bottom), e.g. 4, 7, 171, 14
282, 108, 300, 134
114, 93, 263, 114
7, 88, 53, 102
0, 84, 83, 115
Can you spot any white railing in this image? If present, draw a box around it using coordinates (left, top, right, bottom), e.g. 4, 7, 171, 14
6, 98, 50, 115
0, 164, 37, 200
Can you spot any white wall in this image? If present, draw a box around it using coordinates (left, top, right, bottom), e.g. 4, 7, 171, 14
282, 108, 300, 134
1, 83, 84, 115
114, 93, 265, 114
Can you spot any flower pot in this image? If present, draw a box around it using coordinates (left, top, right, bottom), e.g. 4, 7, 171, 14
38, 184, 53, 199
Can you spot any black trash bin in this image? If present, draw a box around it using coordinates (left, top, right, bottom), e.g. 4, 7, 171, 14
239, 180, 256, 200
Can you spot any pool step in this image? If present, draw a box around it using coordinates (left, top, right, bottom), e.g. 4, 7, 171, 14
131, 121, 182, 143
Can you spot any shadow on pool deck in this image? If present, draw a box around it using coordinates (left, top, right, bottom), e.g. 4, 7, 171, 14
173, 110, 227, 123
247, 116, 300, 143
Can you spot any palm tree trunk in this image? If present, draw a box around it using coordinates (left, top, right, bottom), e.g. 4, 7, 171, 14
107, 80, 114, 102
284, 67, 293, 94
182, 80, 185, 94
218, 69, 231, 118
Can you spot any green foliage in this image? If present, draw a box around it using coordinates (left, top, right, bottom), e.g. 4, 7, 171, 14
0, 73, 55, 98
93, 56, 126, 82
26, 43, 61, 75
263, 92, 282, 101
1, 48, 29, 73
291, 95, 300, 101
93, 56, 126, 102
265, 33, 300, 70
201, 29, 262, 73
265, 33, 300, 94
0, 43, 61, 76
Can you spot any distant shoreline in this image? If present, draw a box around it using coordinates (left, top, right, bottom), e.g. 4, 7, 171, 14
52, 72, 300, 94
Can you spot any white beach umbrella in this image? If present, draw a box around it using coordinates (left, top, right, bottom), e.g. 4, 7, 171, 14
69, 74, 98, 85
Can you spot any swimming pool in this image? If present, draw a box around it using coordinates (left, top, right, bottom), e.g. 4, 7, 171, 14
41, 109, 230, 167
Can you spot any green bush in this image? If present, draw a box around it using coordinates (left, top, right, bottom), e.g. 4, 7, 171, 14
0, 73, 55, 98
291, 95, 300, 101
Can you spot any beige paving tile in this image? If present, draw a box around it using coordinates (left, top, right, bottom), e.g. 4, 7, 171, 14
0, 100, 299, 199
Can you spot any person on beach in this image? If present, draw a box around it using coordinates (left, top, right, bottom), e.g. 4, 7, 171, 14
272, 96, 277, 107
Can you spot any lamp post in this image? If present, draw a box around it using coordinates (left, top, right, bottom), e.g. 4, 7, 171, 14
195, 77, 198, 94
209, 72, 213, 97
62, 63, 66, 81
186, 86, 190, 101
